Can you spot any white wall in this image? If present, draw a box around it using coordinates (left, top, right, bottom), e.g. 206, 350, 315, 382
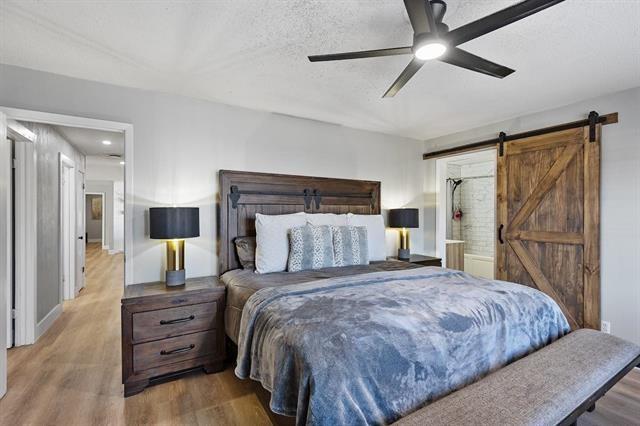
85, 156, 123, 181
113, 181, 124, 252
424, 87, 640, 345
0, 64, 426, 285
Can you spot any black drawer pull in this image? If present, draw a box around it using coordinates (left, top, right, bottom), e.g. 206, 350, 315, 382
160, 344, 195, 356
159, 315, 195, 325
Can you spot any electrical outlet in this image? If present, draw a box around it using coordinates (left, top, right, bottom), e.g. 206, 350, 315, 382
601, 321, 611, 334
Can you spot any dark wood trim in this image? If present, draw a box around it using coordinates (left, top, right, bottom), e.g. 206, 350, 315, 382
218, 170, 381, 274
422, 112, 617, 160
558, 354, 640, 426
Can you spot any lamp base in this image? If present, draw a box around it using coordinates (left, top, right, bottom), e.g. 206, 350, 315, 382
398, 248, 410, 260
165, 269, 186, 287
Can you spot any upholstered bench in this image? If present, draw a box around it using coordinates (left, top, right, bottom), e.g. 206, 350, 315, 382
394, 329, 640, 426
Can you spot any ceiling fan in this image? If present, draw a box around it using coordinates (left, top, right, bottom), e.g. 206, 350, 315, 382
308, 0, 564, 98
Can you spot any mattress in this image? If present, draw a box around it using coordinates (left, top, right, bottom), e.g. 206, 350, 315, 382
222, 260, 421, 343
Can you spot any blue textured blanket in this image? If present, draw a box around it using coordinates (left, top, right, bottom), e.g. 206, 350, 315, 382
236, 267, 569, 425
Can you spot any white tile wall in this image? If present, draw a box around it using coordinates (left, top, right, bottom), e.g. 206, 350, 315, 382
459, 161, 495, 257
446, 164, 462, 240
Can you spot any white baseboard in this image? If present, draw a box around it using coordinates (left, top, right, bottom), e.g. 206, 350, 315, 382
36, 304, 62, 340
108, 249, 123, 255
87, 238, 101, 243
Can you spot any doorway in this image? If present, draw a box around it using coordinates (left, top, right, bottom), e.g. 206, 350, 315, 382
435, 149, 496, 279
0, 107, 133, 399
86, 193, 105, 248
60, 154, 76, 301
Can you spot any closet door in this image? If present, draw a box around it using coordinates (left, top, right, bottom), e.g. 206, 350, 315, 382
496, 125, 600, 330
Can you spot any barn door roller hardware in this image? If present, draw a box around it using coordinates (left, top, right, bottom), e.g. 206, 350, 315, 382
229, 185, 375, 209
588, 110, 599, 143
498, 132, 506, 157
423, 111, 617, 160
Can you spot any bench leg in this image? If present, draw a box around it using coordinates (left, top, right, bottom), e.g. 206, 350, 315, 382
587, 403, 596, 412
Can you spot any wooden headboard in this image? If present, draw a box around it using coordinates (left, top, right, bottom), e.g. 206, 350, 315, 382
218, 170, 381, 274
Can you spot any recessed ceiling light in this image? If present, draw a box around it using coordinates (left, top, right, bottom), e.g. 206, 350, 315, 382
102, 140, 112, 145
414, 42, 447, 61
119, 161, 125, 165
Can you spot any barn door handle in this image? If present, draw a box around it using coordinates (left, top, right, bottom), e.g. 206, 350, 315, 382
498, 224, 504, 244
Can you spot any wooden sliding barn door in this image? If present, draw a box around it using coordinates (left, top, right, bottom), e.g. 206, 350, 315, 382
496, 125, 600, 330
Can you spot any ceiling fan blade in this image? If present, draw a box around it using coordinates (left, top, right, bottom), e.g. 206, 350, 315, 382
403, 0, 437, 34
308, 46, 412, 62
447, 0, 565, 46
439, 47, 515, 78
382, 58, 424, 98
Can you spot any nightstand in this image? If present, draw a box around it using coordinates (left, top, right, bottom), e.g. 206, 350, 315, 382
387, 254, 442, 267
121, 276, 225, 397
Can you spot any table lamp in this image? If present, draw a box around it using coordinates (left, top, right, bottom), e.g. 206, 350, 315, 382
389, 208, 419, 260
149, 207, 199, 286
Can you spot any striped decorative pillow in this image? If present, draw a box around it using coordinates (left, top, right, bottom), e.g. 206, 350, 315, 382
287, 225, 335, 272
331, 226, 369, 267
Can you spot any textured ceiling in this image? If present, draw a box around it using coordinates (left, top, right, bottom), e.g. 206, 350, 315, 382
52, 125, 124, 156
1, 1, 639, 140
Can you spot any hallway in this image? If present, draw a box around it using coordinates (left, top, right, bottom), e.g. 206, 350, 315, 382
0, 244, 638, 425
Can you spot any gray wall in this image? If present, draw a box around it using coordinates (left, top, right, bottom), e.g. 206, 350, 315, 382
85, 194, 102, 242
23, 123, 85, 322
0, 64, 426, 284
424, 87, 640, 345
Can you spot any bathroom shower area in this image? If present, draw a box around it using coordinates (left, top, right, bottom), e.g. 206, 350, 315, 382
436, 150, 496, 279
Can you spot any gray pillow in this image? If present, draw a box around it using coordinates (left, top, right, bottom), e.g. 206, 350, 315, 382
331, 225, 369, 266
234, 236, 256, 270
287, 225, 335, 272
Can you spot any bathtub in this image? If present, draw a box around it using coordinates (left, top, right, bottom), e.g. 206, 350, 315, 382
464, 253, 494, 279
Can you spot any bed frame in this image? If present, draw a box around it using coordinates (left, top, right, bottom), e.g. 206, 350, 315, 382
218, 170, 381, 274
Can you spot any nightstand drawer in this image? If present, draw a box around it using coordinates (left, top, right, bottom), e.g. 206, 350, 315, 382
132, 302, 217, 342
133, 330, 216, 373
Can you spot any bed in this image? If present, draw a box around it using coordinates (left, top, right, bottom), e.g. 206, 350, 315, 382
218, 170, 570, 425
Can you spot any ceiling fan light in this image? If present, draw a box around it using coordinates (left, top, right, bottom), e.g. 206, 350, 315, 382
414, 42, 447, 60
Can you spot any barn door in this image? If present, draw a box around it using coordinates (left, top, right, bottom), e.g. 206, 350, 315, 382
496, 125, 600, 330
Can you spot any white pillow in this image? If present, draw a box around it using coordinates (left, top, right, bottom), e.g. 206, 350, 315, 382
255, 212, 307, 273
346, 213, 386, 261
306, 213, 348, 226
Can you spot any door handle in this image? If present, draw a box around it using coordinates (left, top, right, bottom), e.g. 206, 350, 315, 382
78, 236, 84, 240
497, 224, 504, 244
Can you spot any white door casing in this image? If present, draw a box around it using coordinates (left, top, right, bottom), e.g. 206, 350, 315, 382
0, 111, 9, 398
5, 139, 11, 351
13, 141, 37, 346
76, 170, 85, 294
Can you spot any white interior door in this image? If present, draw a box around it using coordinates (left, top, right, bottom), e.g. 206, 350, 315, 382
0, 111, 9, 398
76, 170, 85, 294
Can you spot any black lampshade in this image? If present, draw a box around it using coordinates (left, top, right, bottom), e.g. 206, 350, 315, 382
388, 208, 419, 228
149, 207, 200, 239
